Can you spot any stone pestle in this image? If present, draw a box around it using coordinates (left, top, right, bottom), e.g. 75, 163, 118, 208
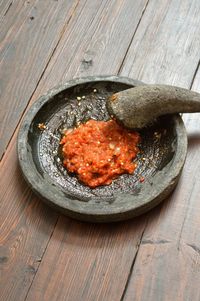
106, 85, 200, 129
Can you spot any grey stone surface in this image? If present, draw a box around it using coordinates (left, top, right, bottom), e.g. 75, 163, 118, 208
17, 76, 188, 222
107, 84, 200, 129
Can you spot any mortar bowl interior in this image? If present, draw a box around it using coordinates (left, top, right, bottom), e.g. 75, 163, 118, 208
18, 76, 187, 222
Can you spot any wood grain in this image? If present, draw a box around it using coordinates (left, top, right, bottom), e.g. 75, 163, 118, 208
0, 0, 82, 159
24, 0, 200, 301
1, 0, 200, 300
123, 91, 200, 301
0, 0, 14, 20
119, 0, 200, 299
30, 0, 149, 99
25, 217, 146, 301
120, 0, 200, 88
0, 1, 149, 300
0, 1, 35, 42
0, 130, 58, 301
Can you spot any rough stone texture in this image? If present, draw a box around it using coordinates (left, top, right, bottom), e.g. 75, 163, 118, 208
17, 76, 188, 222
107, 84, 200, 128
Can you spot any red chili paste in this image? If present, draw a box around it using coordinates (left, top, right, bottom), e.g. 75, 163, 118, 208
60, 119, 140, 188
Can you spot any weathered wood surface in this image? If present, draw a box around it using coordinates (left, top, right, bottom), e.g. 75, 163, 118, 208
0, 0, 81, 158
120, 0, 200, 299
0, 135, 58, 301
26, 218, 146, 301
0, 0, 13, 20
25, 0, 200, 300
123, 83, 200, 301
120, 0, 200, 88
0, 0, 149, 300
29, 0, 149, 98
1, 0, 200, 300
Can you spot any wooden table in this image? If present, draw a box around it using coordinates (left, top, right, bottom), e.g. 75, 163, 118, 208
1, 1, 200, 300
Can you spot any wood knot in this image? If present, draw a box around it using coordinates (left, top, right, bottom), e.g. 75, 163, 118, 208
0, 256, 8, 264
81, 58, 93, 70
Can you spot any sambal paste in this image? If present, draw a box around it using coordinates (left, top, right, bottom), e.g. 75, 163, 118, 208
60, 119, 140, 188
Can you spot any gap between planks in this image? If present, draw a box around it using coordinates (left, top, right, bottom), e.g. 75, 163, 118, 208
0, 0, 82, 163
118, 0, 151, 74
23, 218, 60, 301
0, 1, 150, 300
119, 220, 149, 301
2, 0, 199, 298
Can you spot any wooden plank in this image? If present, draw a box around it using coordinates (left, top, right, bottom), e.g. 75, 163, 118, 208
23, 1, 150, 300
2, 0, 200, 300
192, 62, 200, 91
0, 0, 82, 159
0, 130, 59, 301
123, 83, 200, 301
21, 0, 200, 300
29, 0, 149, 99
0, 1, 149, 300
119, 0, 200, 299
0, 0, 39, 48
26, 217, 146, 301
23, 0, 200, 300
0, 1, 35, 38
0, 0, 83, 299
0, 0, 14, 20
120, 0, 200, 88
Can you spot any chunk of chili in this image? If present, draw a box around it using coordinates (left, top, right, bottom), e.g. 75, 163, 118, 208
60, 119, 140, 188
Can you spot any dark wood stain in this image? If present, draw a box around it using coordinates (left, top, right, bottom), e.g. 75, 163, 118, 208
1, 0, 200, 300
0, 0, 149, 300
0, 0, 82, 159
0, 136, 59, 301
121, 0, 200, 299
25, 217, 147, 301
